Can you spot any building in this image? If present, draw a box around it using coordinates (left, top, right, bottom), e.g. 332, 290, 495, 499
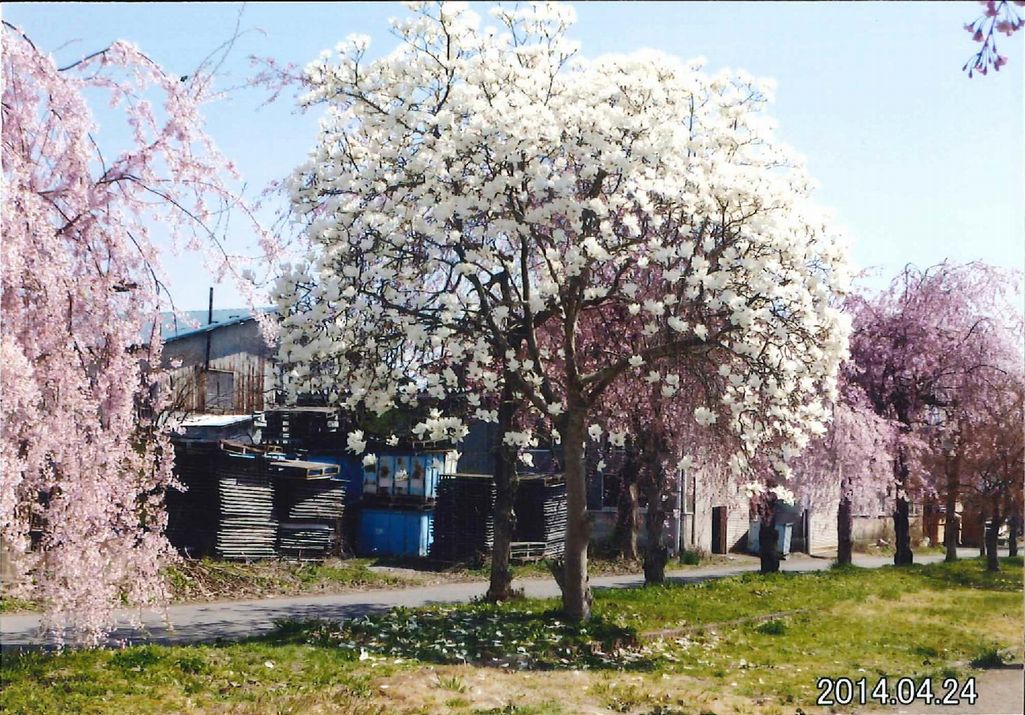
161, 310, 278, 415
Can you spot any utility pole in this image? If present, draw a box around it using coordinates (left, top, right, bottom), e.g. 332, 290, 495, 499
204, 287, 213, 371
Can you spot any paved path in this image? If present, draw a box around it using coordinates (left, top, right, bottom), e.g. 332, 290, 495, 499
1, 551, 964, 651
862, 666, 1024, 715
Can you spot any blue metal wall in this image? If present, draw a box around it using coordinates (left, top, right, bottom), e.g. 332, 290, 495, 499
358, 509, 434, 557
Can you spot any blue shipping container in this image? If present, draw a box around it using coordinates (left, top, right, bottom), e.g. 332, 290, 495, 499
358, 508, 434, 557
361, 451, 446, 499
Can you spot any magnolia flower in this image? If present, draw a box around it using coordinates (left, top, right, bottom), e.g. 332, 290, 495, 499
347, 430, 367, 454
628, 355, 644, 368
770, 485, 796, 505
588, 424, 603, 440
694, 406, 717, 427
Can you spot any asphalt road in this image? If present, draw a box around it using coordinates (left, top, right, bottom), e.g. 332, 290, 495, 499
862, 666, 1025, 715
0, 550, 972, 651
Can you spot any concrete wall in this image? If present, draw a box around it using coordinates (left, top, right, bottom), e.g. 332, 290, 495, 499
852, 514, 925, 547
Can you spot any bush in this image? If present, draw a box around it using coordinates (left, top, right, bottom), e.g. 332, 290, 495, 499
679, 550, 701, 566
968, 647, 1005, 668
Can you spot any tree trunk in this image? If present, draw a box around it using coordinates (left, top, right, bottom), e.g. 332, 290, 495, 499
1009, 515, 1019, 557
641, 455, 667, 585
613, 483, 640, 561
486, 381, 518, 602
759, 502, 781, 574
837, 494, 853, 567
944, 454, 960, 563
560, 405, 592, 621
893, 495, 914, 566
986, 500, 1001, 572
893, 449, 914, 566
611, 448, 640, 561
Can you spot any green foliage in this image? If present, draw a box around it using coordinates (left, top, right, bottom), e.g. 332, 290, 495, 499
754, 619, 787, 635
968, 646, 1006, 668
436, 674, 467, 692
164, 557, 397, 602
109, 646, 163, 671
471, 703, 564, 715
0, 596, 38, 613
679, 550, 701, 566
918, 556, 1024, 592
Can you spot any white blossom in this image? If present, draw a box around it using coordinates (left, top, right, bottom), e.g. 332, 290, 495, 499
346, 430, 367, 454
693, 406, 717, 427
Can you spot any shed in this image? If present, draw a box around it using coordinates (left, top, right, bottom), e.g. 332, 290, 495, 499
162, 311, 277, 414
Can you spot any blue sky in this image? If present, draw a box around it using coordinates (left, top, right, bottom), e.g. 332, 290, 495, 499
6, 2, 1023, 311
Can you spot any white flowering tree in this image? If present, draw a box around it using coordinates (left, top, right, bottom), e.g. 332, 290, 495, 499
277, 2, 850, 620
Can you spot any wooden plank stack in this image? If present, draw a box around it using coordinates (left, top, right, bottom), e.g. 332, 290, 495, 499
430, 474, 495, 562
271, 459, 345, 560
429, 473, 567, 563
167, 442, 345, 561
514, 474, 568, 558
166, 442, 221, 557
215, 454, 278, 560
277, 523, 334, 560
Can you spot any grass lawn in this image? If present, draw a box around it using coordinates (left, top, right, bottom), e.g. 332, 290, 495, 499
2, 557, 1021, 715
164, 557, 404, 602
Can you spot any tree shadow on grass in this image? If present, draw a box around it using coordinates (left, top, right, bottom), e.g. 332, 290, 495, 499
255, 604, 663, 672
912, 556, 1023, 593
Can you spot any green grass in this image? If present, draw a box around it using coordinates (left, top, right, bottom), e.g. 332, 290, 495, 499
0, 595, 37, 613
164, 556, 399, 602
5, 558, 404, 614
2, 556, 1021, 714
0, 637, 396, 715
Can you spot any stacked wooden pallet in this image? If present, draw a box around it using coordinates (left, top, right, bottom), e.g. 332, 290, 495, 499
430, 474, 495, 562
277, 523, 334, 559
514, 474, 567, 559
430, 473, 568, 562
271, 459, 345, 560
166, 442, 221, 557
215, 455, 278, 560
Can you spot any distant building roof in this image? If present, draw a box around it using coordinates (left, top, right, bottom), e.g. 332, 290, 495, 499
158, 307, 275, 342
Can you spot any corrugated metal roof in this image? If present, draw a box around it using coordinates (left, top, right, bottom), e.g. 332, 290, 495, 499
159, 307, 275, 342
179, 414, 256, 427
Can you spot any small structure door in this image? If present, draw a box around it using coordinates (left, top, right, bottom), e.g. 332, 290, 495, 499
711, 506, 728, 554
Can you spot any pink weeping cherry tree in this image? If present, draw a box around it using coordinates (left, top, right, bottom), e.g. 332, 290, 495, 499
551, 285, 739, 583
846, 261, 1022, 567
962, 0, 1023, 77
923, 328, 1023, 569
1, 23, 264, 644
791, 375, 897, 567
